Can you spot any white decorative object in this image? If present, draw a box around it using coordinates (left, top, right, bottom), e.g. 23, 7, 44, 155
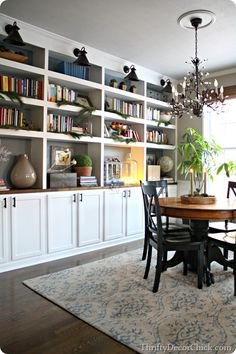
160, 112, 172, 123
159, 156, 174, 174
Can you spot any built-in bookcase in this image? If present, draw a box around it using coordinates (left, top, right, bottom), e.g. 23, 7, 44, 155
0, 13, 177, 189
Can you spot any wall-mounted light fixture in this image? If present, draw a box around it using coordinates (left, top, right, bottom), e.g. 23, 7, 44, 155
3, 21, 25, 46
123, 65, 139, 81
160, 79, 172, 93
73, 47, 90, 66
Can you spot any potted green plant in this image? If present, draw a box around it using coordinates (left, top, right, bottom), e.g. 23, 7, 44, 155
74, 154, 92, 177
178, 128, 236, 198
119, 81, 127, 91
130, 85, 137, 93
109, 79, 118, 88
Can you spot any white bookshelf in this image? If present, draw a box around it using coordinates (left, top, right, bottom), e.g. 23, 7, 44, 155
0, 13, 178, 188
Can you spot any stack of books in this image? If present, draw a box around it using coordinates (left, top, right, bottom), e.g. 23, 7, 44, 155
78, 176, 98, 187
0, 179, 9, 191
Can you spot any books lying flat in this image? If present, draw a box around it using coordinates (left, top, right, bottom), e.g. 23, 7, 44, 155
78, 176, 98, 187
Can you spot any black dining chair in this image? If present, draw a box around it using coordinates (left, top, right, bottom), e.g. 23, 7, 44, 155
209, 181, 236, 233
207, 231, 236, 296
208, 181, 236, 270
142, 184, 204, 292
140, 180, 189, 261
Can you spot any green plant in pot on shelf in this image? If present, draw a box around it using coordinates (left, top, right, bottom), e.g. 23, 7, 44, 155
178, 128, 236, 196
130, 85, 137, 93
74, 154, 92, 177
119, 81, 127, 91
109, 79, 118, 88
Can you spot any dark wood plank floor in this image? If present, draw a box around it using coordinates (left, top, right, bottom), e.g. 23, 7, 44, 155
0, 240, 142, 354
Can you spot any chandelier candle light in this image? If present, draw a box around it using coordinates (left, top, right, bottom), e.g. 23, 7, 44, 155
172, 10, 225, 118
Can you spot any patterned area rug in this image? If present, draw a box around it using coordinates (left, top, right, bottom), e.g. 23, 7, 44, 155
23, 249, 235, 354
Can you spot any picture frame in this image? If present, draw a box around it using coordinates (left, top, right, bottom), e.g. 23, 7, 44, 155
50, 146, 74, 171
75, 95, 92, 108
146, 153, 156, 165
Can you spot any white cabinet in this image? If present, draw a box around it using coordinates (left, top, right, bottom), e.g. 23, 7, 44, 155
47, 192, 77, 252
104, 187, 144, 241
77, 190, 103, 246
104, 189, 126, 240
0, 196, 9, 263
126, 187, 144, 236
11, 193, 46, 260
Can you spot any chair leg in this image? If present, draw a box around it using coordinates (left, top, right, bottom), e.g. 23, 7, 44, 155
153, 250, 163, 293
162, 250, 168, 271
183, 251, 188, 275
197, 244, 204, 289
234, 251, 236, 296
223, 248, 228, 271
142, 229, 148, 261
144, 245, 152, 279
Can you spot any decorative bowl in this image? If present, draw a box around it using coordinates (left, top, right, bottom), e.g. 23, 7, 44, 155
181, 195, 216, 204
160, 113, 172, 123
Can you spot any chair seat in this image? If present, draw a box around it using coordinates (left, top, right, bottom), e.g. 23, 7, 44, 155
209, 221, 236, 233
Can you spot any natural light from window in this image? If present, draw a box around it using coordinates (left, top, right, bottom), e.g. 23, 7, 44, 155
204, 98, 236, 197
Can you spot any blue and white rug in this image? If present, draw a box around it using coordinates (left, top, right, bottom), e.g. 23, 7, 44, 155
23, 249, 235, 354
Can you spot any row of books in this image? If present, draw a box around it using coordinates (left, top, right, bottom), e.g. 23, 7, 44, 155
146, 130, 168, 144
147, 107, 160, 121
0, 107, 25, 127
78, 176, 98, 187
47, 113, 73, 133
57, 61, 89, 80
0, 75, 43, 99
47, 84, 77, 103
106, 97, 143, 118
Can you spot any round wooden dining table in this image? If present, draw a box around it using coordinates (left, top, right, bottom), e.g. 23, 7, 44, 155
159, 196, 236, 220
159, 196, 236, 285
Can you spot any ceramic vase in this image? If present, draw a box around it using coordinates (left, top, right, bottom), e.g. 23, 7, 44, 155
10, 154, 37, 188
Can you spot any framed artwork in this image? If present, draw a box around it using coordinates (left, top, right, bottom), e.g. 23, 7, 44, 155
50, 146, 74, 170
76, 95, 92, 108
146, 153, 156, 165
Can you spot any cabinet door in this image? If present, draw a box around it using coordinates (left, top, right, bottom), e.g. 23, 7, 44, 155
104, 189, 126, 240
126, 187, 144, 236
47, 192, 77, 252
78, 190, 103, 246
0, 196, 8, 263
11, 194, 46, 260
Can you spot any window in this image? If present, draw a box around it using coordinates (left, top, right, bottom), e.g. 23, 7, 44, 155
204, 98, 236, 197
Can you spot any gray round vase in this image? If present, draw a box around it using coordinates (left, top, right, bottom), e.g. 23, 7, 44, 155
10, 154, 37, 188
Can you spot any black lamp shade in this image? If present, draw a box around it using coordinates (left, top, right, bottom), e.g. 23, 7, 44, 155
123, 65, 139, 82
160, 79, 172, 93
4, 21, 25, 46
73, 47, 90, 66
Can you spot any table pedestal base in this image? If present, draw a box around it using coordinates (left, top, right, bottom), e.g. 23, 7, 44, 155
189, 219, 214, 286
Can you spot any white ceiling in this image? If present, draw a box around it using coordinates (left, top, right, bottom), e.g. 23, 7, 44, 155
1, 0, 236, 79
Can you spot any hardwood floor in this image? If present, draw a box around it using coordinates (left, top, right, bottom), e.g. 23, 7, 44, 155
0, 240, 142, 354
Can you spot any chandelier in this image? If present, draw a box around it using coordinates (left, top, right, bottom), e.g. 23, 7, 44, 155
171, 11, 224, 118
